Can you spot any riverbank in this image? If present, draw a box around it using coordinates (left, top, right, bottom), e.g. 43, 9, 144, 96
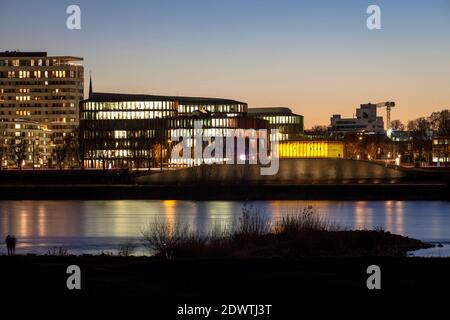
1, 183, 449, 200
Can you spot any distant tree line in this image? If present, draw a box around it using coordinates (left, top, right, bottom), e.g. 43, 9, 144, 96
390, 109, 450, 137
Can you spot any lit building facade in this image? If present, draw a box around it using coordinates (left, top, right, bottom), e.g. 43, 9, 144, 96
0, 119, 52, 168
248, 107, 304, 141
0, 51, 84, 146
177, 98, 247, 117
80, 93, 268, 169
330, 103, 385, 135
432, 136, 450, 164
278, 140, 344, 159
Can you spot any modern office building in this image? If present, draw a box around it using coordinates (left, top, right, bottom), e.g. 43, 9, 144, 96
330, 103, 385, 135
0, 51, 84, 146
177, 97, 247, 117
80, 92, 268, 169
248, 107, 304, 141
0, 119, 52, 168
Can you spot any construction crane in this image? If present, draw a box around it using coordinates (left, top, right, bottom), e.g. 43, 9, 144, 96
376, 101, 396, 130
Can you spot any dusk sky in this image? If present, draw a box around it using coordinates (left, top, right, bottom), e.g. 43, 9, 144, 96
1, 0, 449, 127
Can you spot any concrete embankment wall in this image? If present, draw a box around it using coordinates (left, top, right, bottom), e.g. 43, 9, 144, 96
136, 159, 409, 185
0, 184, 449, 200
0, 159, 448, 200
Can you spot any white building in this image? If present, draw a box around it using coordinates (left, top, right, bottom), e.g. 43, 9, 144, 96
330, 103, 385, 134
0, 119, 52, 168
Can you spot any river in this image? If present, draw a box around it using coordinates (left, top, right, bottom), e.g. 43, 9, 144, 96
0, 200, 449, 256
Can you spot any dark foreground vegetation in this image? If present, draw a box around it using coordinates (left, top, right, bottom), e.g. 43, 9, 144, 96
141, 207, 430, 259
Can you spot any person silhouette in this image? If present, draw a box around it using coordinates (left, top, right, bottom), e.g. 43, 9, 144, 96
11, 235, 16, 255
5, 235, 12, 256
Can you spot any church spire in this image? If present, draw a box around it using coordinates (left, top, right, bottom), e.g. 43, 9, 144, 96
88, 71, 93, 99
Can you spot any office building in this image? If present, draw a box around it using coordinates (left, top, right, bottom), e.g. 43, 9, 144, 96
80, 92, 268, 169
248, 107, 304, 141
330, 103, 385, 135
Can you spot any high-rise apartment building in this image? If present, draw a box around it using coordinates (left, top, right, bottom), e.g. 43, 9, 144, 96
0, 51, 84, 147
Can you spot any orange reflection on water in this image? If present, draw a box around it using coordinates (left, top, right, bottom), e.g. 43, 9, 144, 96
385, 200, 393, 232
163, 200, 177, 235
354, 201, 367, 230
382, 201, 404, 234
37, 205, 47, 237
19, 209, 29, 236
395, 201, 404, 235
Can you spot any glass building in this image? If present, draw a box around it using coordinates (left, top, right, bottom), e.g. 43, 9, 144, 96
80, 93, 268, 169
248, 107, 304, 141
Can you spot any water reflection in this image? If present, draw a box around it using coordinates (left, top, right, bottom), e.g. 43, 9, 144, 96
0, 200, 450, 254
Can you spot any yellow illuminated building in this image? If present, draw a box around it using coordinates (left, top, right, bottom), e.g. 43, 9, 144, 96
278, 141, 344, 158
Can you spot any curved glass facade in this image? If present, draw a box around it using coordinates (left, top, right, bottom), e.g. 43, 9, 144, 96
81, 101, 177, 120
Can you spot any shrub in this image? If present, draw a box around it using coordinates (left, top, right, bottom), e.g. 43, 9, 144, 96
47, 247, 70, 256
142, 220, 206, 259
232, 206, 271, 239
274, 206, 338, 234
118, 239, 137, 257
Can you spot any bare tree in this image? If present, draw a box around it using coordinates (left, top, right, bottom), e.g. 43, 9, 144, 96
10, 139, 27, 169
55, 145, 67, 170
130, 140, 141, 170
98, 150, 107, 170
390, 120, 405, 131
407, 117, 430, 137
308, 125, 329, 136
0, 140, 7, 170
65, 130, 82, 168
429, 110, 450, 136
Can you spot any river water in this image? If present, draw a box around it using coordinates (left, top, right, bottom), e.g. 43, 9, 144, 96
0, 200, 449, 256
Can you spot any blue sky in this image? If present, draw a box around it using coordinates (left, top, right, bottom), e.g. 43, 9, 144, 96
1, 0, 449, 126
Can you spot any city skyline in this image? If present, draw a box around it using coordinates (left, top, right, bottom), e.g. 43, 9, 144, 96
1, 0, 450, 127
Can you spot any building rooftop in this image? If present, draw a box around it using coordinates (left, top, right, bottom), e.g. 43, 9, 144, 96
248, 107, 294, 115
85, 92, 246, 105
0, 51, 83, 61
0, 51, 47, 57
